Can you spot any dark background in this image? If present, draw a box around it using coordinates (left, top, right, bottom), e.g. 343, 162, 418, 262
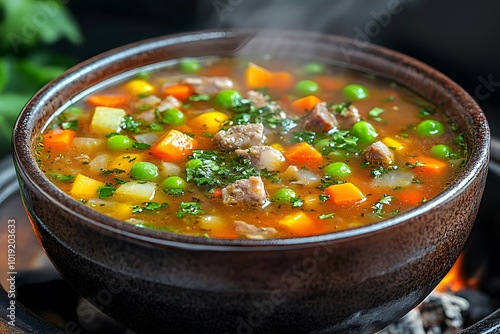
58, 0, 500, 136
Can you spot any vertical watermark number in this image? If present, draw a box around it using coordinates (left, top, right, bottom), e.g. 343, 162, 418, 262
6, 219, 17, 327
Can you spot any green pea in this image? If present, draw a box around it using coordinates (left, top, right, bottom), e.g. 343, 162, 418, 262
162, 109, 186, 125
215, 90, 242, 109
416, 119, 445, 137
295, 80, 320, 96
130, 162, 158, 181
180, 59, 201, 73
430, 144, 451, 159
324, 162, 352, 179
273, 188, 296, 203
350, 121, 378, 145
162, 176, 187, 191
343, 84, 369, 101
185, 159, 203, 169
107, 135, 133, 151
303, 62, 325, 75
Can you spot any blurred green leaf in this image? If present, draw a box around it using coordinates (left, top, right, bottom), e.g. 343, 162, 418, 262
0, 0, 82, 53
0, 0, 82, 159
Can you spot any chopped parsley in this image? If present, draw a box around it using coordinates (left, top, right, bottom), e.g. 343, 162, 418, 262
133, 142, 151, 150
188, 94, 211, 101
48, 172, 75, 182
290, 197, 304, 207
226, 99, 297, 133
185, 149, 259, 189
291, 131, 316, 145
100, 168, 126, 176
132, 201, 169, 213
176, 201, 204, 218
97, 185, 116, 199
418, 108, 434, 117
372, 195, 394, 215
149, 123, 163, 131
61, 120, 78, 130
368, 107, 384, 122
121, 116, 142, 133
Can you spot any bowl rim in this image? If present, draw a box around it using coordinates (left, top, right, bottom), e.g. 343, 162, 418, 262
12, 28, 490, 250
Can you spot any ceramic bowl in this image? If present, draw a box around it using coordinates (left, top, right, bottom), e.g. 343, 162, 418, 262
12, 29, 490, 333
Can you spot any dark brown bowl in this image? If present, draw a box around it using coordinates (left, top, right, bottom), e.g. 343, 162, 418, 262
12, 29, 490, 333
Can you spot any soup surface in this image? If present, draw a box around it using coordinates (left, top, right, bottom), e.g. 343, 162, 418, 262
37, 57, 466, 239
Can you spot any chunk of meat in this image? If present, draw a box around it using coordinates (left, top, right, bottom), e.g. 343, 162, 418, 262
179, 76, 233, 96
222, 176, 267, 206
213, 124, 265, 151
157, 95, 182, 111
234, 220, 277, 240
135, 95, 181, 123
235, 145, 285, 171
336, 105, 361, 129
303, 101, 338, 132
365, 141, 394, 166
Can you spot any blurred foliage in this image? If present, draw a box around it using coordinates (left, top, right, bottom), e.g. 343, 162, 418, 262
0, 0, 82, 158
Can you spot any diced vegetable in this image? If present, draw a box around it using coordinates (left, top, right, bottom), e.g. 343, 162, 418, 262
150, 129, 197, 162
381, 137, 404, 151
245, 62, 274, 89
270, 71, 294, 90
87, 198, 133, 220
245, 62, 293, 90
278, 211, 317, 235
108, 153, 143, 173
407, 156, 447, 176
42, 129, 76, 149
281, 165, 321, 186
87, 95, 130, 108
163, 84, 194, 101
371, 170, 414, 188
302, 194, 321, 211
160, 162, 182, 177
114, 181, 156, 202
290, 95, 322, 113
313, 75, 342, 90
124, 79, 155, 96
72, 137, 104, 152
395, 188, 427, 205
284, 142, 324, 166
90, 106, 126, 134
89, 154, 111, 174
70, 174, 106, 199
187, 111, 229, 135
134, 133, 159, 145
324, 182, 365, 206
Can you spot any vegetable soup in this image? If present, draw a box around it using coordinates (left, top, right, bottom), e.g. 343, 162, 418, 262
36, 57, 467, 239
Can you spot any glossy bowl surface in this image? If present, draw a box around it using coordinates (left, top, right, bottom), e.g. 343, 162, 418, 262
12, 29, 490, 333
